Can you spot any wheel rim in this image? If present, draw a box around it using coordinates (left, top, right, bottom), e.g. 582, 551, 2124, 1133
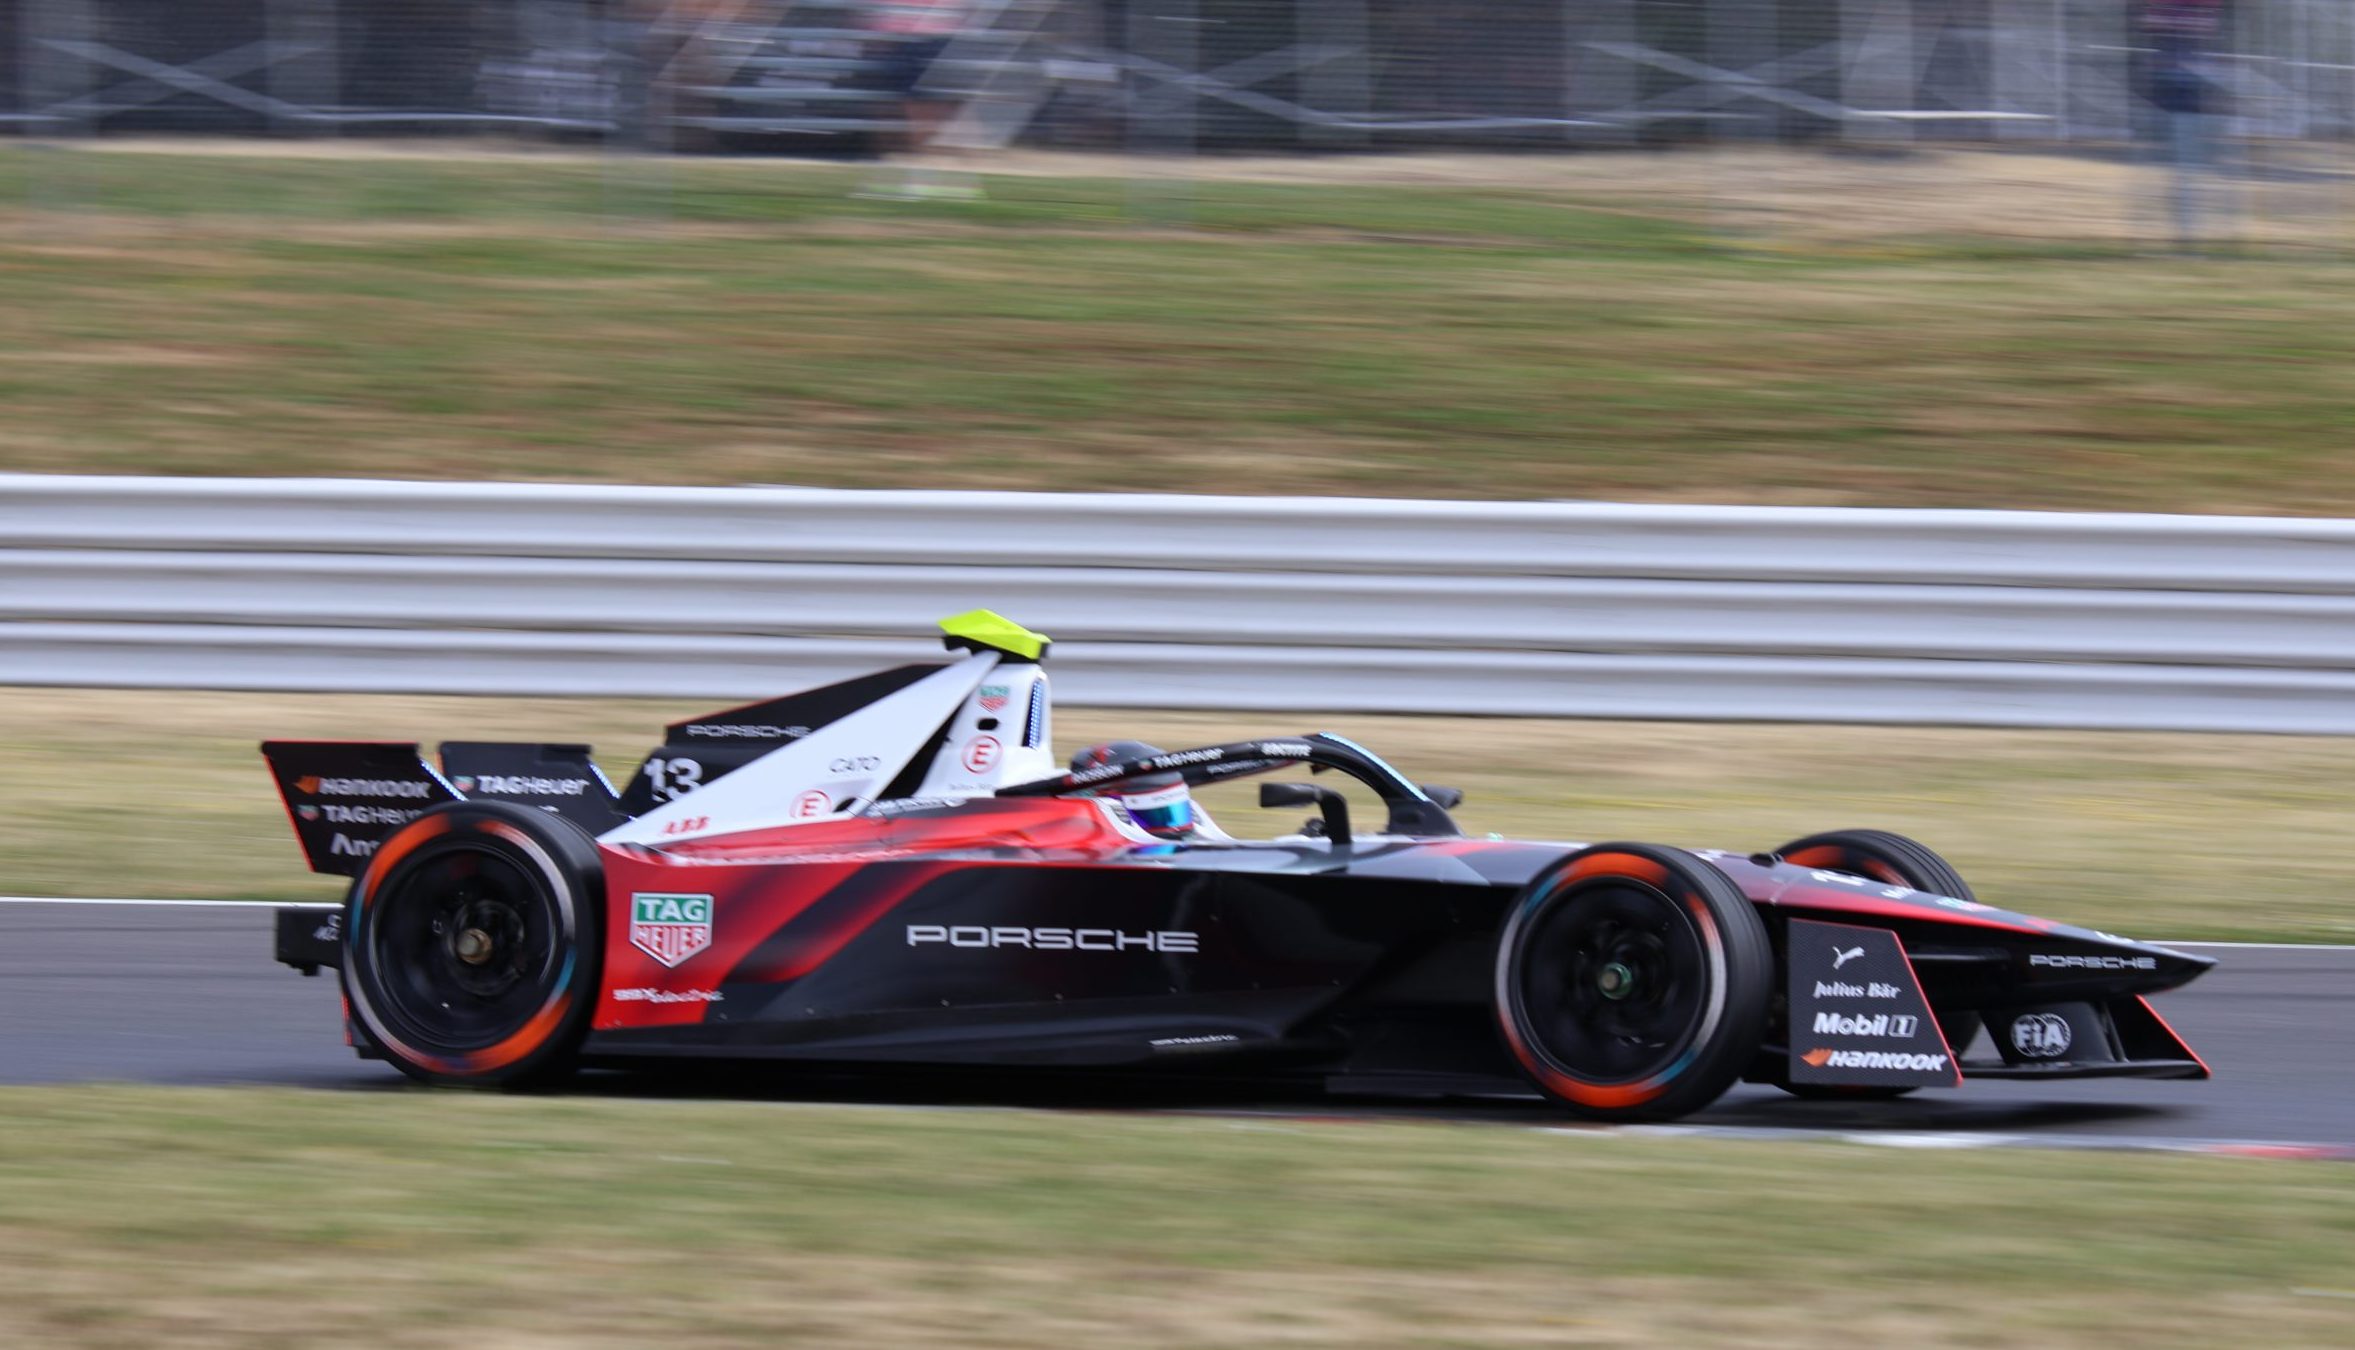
1516, 879, 1709, 1084
364, 843, 559, 1056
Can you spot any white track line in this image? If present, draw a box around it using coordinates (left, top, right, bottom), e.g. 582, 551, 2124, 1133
0, 896, 334, 908
2158, 940, 2355, 951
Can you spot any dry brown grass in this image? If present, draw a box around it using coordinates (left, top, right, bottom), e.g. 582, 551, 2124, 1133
0, 1087, 2350, 1348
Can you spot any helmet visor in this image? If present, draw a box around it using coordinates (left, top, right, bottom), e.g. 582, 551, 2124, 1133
1114, 781, 1193, 838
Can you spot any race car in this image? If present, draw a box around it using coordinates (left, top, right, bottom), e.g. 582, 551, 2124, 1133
264, 610, 2212, 1122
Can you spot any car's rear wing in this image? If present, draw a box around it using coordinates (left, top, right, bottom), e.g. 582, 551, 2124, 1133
260, 740, 623, 875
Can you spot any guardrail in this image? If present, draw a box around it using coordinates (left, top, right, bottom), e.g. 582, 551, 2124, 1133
6, 474, 2355, 733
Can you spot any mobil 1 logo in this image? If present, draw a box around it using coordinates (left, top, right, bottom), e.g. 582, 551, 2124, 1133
1787, 917, 1961, 1089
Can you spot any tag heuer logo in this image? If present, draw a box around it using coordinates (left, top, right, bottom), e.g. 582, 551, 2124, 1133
629, 892, 714, 968
296, 805, 319, 821
978, 684, 1011, 712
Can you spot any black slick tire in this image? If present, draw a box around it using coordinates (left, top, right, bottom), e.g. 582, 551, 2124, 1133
342, 800, 604, 1087
1495, 842, 1772, 1123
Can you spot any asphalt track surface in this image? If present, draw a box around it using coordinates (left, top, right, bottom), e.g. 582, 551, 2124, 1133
3, 901, 2345, 1151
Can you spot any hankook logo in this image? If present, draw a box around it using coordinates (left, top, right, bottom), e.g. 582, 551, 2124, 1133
295, 776, 436, 799
1800, 1048, 1950, 1072
906, 925, 1198, 953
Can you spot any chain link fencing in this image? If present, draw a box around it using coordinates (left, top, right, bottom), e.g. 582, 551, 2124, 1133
4, 1, 2353, 244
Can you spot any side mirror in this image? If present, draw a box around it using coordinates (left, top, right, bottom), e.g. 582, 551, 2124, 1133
1259, 781, 1352, 846
1420, 785, 1465, 809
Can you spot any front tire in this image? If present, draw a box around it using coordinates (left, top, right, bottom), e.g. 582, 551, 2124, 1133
1495, 843, 1772, 1122
343, 801, 605, 1087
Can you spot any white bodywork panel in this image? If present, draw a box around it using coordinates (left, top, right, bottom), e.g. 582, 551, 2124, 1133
914, 662, 1058, 798
601, 652, 1002, 846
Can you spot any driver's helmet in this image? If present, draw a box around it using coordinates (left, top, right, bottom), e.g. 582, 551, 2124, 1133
1070, 740, 1195, 839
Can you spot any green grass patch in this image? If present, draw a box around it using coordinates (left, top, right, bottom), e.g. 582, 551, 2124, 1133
3, 689, 2351, 942
4, 146, 2355, 511
0, 1086, 2348, 1347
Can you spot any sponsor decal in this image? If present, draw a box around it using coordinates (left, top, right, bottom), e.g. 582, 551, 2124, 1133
294, 776, 436, 800
1150, 1033, 1241, 1052
905, 925, 1199, 953
2030, 953, 2158, 971
865, 796, 967, 818
681, 723, 810, 740
611, 987, 724, 1004
1811, 1011, 1922, 1038
1813, 980, 1902, 999
1069, 745, 1230, 786
319, 803, 420, 826
295, 805, 320, 822
1801, 1048, 1951, 1072
466, 774, 590, 797
977, 684, 1011, 713
2011, 1012, 2074, 1059
629, 893, 714, 968
1787, 917, 1954, 1087
311, 914, 342, 943
328, 832, 377, 858
661, 816, 710, 836
1936, 895, 1998, 913
827, 757, 881, 774
961, 735, 1002, 774
1256, 742, 1316, 758
452, 775, 477, 792
792, 790, 831, 819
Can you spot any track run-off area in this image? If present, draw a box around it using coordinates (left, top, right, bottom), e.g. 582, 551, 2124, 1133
2, 897, 2346, 1161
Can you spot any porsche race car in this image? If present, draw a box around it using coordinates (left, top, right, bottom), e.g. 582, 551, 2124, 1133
265, 611, 2212, 1122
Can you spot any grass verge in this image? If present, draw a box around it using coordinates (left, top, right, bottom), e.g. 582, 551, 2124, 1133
3, 145, 2355, 512
0, 1086, 2349, 1348
2, 687, 2350, 941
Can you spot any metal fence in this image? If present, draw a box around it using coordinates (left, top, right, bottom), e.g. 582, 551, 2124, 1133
5, 0, 2351, 151
7, 473, 2355, 733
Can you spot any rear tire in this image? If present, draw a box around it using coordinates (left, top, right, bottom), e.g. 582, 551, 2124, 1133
342, 801, 604, 1087
1773, 828, 1974, 903
1770, 829, 1981, 1098
1495, 843, 1772, 1122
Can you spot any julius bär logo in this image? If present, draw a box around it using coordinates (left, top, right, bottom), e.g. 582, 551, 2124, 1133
629, 892, 714, 968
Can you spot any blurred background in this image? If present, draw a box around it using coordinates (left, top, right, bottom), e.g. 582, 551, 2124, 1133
2, 0, 2346, 243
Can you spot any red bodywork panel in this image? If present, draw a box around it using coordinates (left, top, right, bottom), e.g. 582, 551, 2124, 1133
593, 798, 1136, 1029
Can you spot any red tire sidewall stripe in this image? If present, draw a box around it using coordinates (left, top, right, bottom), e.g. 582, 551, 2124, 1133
348, 813, 584, 1079
1496, 852, 1725, 1110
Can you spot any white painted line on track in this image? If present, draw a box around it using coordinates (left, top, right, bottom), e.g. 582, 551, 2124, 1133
2157, 940, 2355, 950
0, 896, 334, 909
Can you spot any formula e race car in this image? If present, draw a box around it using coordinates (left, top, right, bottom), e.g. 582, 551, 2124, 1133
265, 611, 2212, 1122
